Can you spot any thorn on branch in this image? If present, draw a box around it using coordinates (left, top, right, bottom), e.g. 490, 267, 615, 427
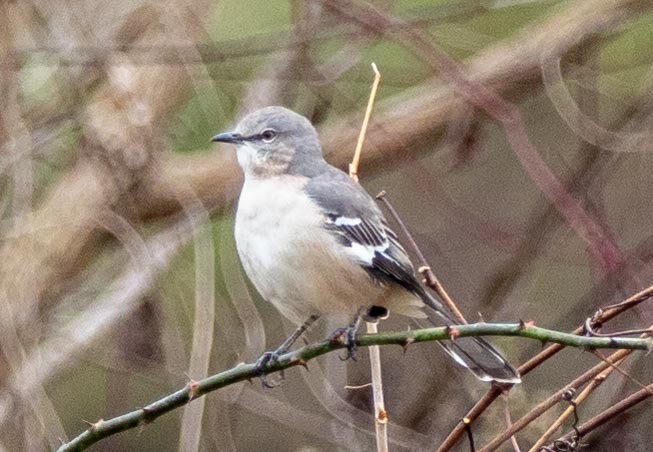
82, 418, 103, 430
445, 325, 460, 340
186, 379, 200, 401
330, 330, 346, 346
401, 336, 416, 354
142, 405, 156, 424
518, 319, 535, 329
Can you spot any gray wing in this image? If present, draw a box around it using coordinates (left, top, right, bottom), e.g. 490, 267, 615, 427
306, 167, 521, 384
305, 167, 421, 293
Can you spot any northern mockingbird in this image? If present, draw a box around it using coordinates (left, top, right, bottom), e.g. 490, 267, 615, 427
212, 106, 520, 384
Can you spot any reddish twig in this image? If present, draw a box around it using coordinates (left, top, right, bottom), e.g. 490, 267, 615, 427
439, 284, 653, 451
528, 363, 614, 451
326, 0, 623, 273
502, 394, 521, 452
548, 382, 653, 448
591, 351, 653, 395
375, 191, 467, 324
478, 349, 633, 452
482, 317, 653, 452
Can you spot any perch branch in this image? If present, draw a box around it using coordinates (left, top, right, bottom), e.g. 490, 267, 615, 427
57, 323, 651, 452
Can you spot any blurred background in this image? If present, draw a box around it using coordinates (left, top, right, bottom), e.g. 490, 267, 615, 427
1, 0, 652, 450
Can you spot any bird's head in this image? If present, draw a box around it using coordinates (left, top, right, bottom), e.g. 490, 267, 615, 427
212, 106, 325, 177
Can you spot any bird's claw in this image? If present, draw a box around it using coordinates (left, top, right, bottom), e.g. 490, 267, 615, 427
331, 326, 358, 361
254, 350, 285, 388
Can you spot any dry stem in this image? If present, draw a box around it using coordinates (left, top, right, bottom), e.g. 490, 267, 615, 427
349, 62, 381, 181
348, 62, 387, 452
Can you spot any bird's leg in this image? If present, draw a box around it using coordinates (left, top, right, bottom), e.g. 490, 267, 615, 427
254, 315, 319, 388
330, 309, 364, 361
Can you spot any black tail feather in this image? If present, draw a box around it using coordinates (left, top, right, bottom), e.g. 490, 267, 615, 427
415, 288, 521, 384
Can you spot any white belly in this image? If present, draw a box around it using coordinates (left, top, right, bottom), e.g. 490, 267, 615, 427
235, 175, 425, 325
235, 176, 375, 325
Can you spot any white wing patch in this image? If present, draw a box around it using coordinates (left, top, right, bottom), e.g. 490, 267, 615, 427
345, 240, 390, 264
326, 214, 392, 265
333, 216, 362, 226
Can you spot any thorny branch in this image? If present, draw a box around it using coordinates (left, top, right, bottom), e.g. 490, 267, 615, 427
57, 323, 650, 452
438, 284, 653, 451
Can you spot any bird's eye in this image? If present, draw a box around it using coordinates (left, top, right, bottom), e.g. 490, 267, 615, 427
260, 129, 277, 143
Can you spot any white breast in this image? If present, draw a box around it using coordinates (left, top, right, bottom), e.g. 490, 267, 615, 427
234, 175, 425, 325
234, 176, 337, 323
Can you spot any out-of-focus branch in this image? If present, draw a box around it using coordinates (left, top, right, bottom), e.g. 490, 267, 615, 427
548, 382, 653, 448
0, 214, 196, 429
329, 0, 624, 271
0, 2, 212, 357
57, 322, 651, 452
138, 0, 653, 221
528, 358, 621, 451
438, 284, 653, 451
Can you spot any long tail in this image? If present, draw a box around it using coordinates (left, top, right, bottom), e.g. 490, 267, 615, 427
415, 288, 521, 384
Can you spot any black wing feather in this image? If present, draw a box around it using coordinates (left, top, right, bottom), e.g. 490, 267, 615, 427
305, 166, 520, 383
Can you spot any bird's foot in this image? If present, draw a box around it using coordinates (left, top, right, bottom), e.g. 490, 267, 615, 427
330, 322, 360, 361
253, 348, 286, 388
253, 315, 320, 388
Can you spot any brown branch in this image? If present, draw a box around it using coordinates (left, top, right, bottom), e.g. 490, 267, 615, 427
136, 0, 653, 223
375, 191, 467, 324
548, 382, 653, 448
478, 348, 634, 452
528, 359, 617, 451
438, 284, 653, 451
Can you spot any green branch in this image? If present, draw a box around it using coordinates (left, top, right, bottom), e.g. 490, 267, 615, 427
57, 323, 652, 452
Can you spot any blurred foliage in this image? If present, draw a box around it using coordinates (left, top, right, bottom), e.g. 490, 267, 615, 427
2, 0, 653, 451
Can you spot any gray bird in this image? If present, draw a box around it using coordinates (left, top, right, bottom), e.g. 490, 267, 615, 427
212, 106, 520, 384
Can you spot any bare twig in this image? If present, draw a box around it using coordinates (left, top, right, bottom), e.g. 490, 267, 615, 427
528, 363, 616, 451
503, 394, 521, 452
481, 313, 653, 452
349, 62, 381, 181
348, 62, 387, 452
478, 349, 633, 452
591, 351, 653, 395
367, 321, 388, 452
439, 284, 653, 451
549, 382, 653, 448
376, 191, 467, 323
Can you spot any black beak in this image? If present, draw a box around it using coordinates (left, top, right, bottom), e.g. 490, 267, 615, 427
210, 131, 243, 143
